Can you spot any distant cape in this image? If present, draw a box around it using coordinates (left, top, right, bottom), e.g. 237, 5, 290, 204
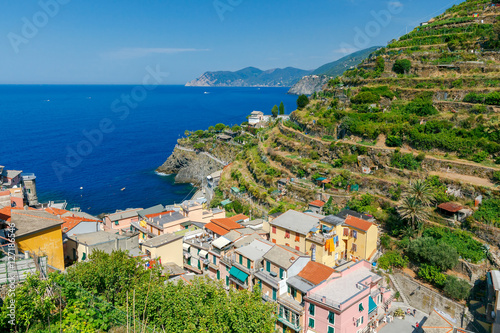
186, 66, 312, 87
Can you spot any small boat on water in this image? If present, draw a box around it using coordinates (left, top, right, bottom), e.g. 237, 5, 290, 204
121, 187, 126, 191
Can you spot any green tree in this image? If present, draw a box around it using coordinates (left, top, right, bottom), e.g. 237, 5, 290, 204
271, 105, 279, 117
408, 237, 459, 271
232, 124, 241, 132
418, 264, 447, 287
392, 59, 412, 74
375, 56, 385, 73
215, 123, 226, 132
443, 276, 471, 300
297, 94, 309, 109
397, 196, 428, 232
377, 251, 409, 270
407, 179, 434, 206
279, 101, 285, 115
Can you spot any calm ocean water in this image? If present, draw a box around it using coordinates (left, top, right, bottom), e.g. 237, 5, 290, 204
0, 85, 297, 215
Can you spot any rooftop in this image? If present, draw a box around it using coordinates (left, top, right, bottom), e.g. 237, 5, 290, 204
106, 208, 142, 221
236, 239, 273, 262
438, 202, 464, 213
11, 210, 63, 238
138, 204, 165, 218
70, 231, 127, 245
309, 262, 380, 308
344, 215, 374, 232
2, 170, 22, 179
149, 211, 187, 228
141, 233, 183, 248
309, 200, 325, 207
320, 215, 345, 227
269, 210, 319, 235
297, 261, 335, 285
287, 275, 316, 293
263, 244, 307, 269
491, 270, 500, 292
335, 209, 374, 222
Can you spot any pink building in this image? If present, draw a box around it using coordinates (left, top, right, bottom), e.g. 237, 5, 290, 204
1, 169, 22, 187
103, 208, 142, 232
304, 261, 393, 333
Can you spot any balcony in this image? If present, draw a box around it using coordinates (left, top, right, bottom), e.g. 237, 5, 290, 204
277, 315, 301, 332
278, 294, 304, 313
22, 173, 36, 181
307, 293, 342, 310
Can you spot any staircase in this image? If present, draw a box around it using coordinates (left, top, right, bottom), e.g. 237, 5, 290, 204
388, 274, 410, 305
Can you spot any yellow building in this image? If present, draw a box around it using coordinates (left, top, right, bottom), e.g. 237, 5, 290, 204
306, 212, 378, 267
12, 210, 64, 271
268, 210, 321, 253
140, 233, 184, 268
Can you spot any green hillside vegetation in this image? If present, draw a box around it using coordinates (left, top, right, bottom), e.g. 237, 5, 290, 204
311, 46, 382, 76
0, 251, 275, 333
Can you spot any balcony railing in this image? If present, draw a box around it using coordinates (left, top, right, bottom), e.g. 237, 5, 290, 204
277, 315, 301, 332
307, 293, 342, 310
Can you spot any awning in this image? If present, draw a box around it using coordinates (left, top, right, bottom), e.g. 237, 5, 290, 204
368, 296, 377, 313
199, 250, 208, 258
182, 243, 191, 251
229, 266, 249, 282
183, 253, 191, 259
221, 199, 232, 206
212, 236, 231, 249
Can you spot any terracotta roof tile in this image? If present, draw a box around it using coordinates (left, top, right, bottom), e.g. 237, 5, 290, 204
45, 207, 70, 216
297, 261, 335, 285
309, 200, 325, 207
437, 202, 463, 213
0, 207, 11, 222
210, 218, 242, 230
204, 222, 230, 236
228, 214, 248, 222
145, 210, 174, 219
344, 215, 373, 232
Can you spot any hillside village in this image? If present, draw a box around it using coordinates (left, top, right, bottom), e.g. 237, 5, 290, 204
1, 0, 500, 332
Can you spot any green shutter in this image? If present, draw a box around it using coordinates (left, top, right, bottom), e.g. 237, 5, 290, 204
217, 270, 220, 280
239, 255, 243, 265
226, 276, 229, 286
308, 318, 314, 328
309, 303, 315, 316
213, 255, 216, 265
272, 288, 277, 300
329, 311, 335, 324
359, 303, 364, 312
81, 252, 86, 261
328, 326, 334, 333
247, 259, 251, 269
266, 261, 270, 272
198, 260, 201, 269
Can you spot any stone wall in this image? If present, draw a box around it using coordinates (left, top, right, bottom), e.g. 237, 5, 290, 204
392, 272, 469, 326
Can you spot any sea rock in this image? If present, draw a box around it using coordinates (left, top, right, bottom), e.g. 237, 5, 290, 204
156, 147, 221, 185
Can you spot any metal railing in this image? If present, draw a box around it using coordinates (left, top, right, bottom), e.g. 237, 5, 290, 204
307, 293, 342, 310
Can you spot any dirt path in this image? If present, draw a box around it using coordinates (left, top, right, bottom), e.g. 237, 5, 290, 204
429, 171, 496, 187
375, 134, 387, 148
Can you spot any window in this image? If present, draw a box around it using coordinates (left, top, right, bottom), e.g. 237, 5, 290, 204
272, 226, 276, 234
213, 255, 217, 265
309, 303, 315, 316
295, 233, 300, 242
272, 239, 277, 244
266, 261, 271, 272
334, 252, 339, 260
285, 230, 290, 238
356, 316, 364, 327
72, 248, 77, 260
247, 259, 251, 269
187, 258, 191, 265
352, 243, 357, 252
352, 230, 358, 239
239, 254, 243, 265
343, 228, 349, 236
290, 287, 297, 298
217, 270, 220, 280
279, 268, 285, 279
328, 311, 335, 324
295, 246, 300, 251
308, 318, 315, 328
226, 276, 229, 286
197, 260, 201, 269
114, 221, 119, 225
328, 327, 335, 333
359, 303, 364, 312
285, 243, 290, 247
272, 288, 277, 300
226, 265, 229, 271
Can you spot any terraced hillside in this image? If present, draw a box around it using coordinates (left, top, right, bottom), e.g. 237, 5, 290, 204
165, 0, 500, 255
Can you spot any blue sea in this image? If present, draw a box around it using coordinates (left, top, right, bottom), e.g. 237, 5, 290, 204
0, 85, 297, 215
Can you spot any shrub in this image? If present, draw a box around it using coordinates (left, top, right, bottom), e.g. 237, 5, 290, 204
407, 237, 459, 271
471, 151, 488, 163
377, 251, 408, 270
443, 276, 471, 300
390, 151, 421, 170
310, 151, 320, 160
386, 135, 402, 147
351, 91, 380, 104
297, 94, 309, 109
418, 264, 447, 287
473, 198, 500, 227
392, 59, 412, 74
485, 91, 500, 106
380, 234, 392, 250
404, 98, 438, 116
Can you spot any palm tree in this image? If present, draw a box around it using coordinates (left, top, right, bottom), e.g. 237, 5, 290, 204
397, 196, 429, 233
407, 179, 434, 206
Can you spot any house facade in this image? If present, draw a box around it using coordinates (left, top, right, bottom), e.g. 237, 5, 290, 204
103, 208, 142, 232
140, 233, 184, 268
268, 210, 321, 253
303, 261, 393, 333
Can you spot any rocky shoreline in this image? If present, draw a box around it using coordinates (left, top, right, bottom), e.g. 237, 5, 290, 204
156, 147, 222, 185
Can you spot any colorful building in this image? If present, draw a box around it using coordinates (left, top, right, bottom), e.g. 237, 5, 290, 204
140, 232, 184, 268
103, 208, 142, 232
303, 260, 393, 333
12, 209, 65, 271
268, 210, 321, 253
204, 214, 248, 238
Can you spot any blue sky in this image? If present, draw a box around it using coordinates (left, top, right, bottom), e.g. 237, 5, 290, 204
0, 0, 461, 84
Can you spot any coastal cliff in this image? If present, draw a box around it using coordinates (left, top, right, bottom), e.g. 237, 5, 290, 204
287, 75, 330, 95
156, 147, 222, 185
